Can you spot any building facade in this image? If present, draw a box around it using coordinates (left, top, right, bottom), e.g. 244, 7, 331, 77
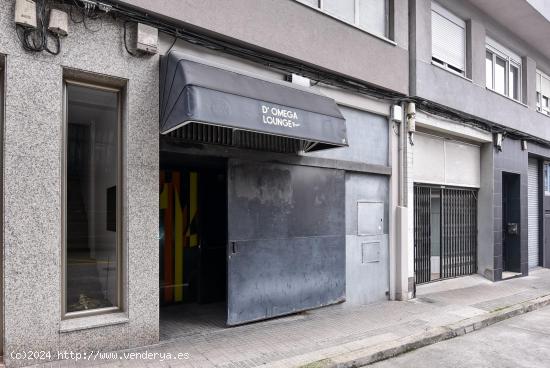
1, 0, 550, 366
0, 0, 411, 366
408, 0, 550, 285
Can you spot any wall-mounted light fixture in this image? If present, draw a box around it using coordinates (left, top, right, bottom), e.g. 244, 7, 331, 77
521, 139, 528, 151
406, 102, 416, 146
495, 132, 503, 152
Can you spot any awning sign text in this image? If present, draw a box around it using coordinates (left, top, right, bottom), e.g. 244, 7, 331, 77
261, 105, 301, 129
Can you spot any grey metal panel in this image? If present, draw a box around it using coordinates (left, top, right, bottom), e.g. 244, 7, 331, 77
528, 158, 540, 268
227, 159, 345, 325
159, 53, 348, 150
362, 241, 381, 263
357, 202, 384, 236
345, 173, 389, 236
344, 173, 389, 306
227, 236, 345, 325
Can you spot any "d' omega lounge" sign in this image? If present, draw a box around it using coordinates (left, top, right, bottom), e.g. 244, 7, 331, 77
261, 105, 301, 129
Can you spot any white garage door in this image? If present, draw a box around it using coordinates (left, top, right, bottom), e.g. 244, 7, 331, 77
413, 133, 480, 188
528, 158, 540, 269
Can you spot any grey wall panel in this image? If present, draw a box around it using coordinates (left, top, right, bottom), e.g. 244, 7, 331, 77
308, 107, 389, 167
119, 0, 409, 94
346, 234, 389, 305
344, 173, 389, 305
227, 159, 345, 324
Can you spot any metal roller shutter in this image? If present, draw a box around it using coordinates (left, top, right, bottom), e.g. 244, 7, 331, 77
431, 2, 466, 72
528, 158, 540, 269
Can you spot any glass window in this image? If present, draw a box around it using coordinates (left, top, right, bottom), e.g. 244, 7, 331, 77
297, 0, 390, 38
324, 0, 354, 23
537, 70, 550, 115
509, 64, 519, 100
486, 39, 522, 101
358, 0, 389, 37
494, 56, 506, 95
486, 51, 493, 89
65, 83, 120, 315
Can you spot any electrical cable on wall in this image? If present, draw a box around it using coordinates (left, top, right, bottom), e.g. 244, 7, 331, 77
25, 0, 550, 150
16, 0, 60, 55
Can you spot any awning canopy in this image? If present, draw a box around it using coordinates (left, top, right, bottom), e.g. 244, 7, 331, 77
159, 52, 348, 152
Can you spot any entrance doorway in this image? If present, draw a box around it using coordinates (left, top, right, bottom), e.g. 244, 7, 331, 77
159, 153, 227, 339
502, 172, 522, 276
414, 185, 477, 284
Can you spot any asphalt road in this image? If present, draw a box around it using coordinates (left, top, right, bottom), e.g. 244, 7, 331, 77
370, 305, 550, 368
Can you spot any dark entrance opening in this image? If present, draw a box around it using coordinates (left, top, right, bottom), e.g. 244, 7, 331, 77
502, 172, 521, 275
159, 152, 227, 339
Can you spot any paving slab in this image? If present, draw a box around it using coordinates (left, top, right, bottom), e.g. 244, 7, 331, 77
22, 268, 550, 368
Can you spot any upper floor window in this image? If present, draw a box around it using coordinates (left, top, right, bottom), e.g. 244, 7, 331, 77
537, 70, 550, 116
297, 0, 390, 38
431, 2, 466, 75
485, 38, 522, 101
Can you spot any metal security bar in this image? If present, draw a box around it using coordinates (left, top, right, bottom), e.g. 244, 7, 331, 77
414, 185, 477, 284
414, 186, 432, 284
441, 188, 477, 279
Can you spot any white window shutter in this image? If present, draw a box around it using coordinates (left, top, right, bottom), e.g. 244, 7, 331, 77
431, 3, 466, 72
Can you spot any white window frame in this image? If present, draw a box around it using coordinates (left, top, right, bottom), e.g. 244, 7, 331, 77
485, 37, 522, 102
295, 0, 391, 40
431, 2, 467, 76
537, 69, 550, 116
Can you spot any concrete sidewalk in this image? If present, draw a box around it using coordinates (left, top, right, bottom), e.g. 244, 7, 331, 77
31, 269, 550, 368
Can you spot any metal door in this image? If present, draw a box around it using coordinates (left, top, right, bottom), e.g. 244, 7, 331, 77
414, 185, 477, 284
441, 188, 477, 278
414, 186, 432, 284
528, 158, 540, 269
226, 159, 345, 325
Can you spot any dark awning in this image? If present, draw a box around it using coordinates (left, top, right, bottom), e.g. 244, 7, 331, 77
159, 52, 348, 151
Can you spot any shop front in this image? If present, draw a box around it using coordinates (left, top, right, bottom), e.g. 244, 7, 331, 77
157, 51, 349, 326
412, 132, 481, 284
